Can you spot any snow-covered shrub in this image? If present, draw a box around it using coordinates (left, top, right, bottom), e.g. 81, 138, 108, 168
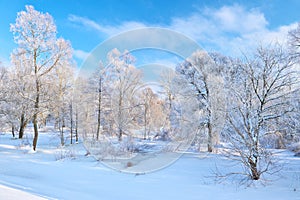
16, 133, 32, 150
288, 142, 300, 153
55, 147, 76, 160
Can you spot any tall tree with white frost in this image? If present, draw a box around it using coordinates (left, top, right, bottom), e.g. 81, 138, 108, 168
107, 49, 142, 141
87, 63, 110, 141
50, 59, 74, 146
224, 44, 298, 180
287, 22, 300, 145
10, 52, 37, 139
0, 67, 17, 136
10, 5, 72, 150
176, 51, 224, 152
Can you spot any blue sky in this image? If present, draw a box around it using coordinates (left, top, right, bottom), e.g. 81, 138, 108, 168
0, 0, 299, 67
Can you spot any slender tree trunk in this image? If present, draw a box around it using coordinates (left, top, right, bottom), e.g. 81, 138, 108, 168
33, 56, 40, 151
75, 108, 78, 143
207, 121, 213, 153
33, 111, 39, 151
144, 105, 147, 140
96, 79, 102, 140
59, 114, 64, 146
32, 50, 40, 151
70, 103, 73, 145
118, 129, 123, 141
118, 91, 123, 141
60, 125, 64, 146
207, 109, 213, 153
11, 125, 15, 138
18, 112, 26, 139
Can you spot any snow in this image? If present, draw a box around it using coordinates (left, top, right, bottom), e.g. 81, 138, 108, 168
0, 132, 300, 200
0, 184, 47, 200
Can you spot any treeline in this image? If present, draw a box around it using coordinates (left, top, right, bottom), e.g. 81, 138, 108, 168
0, 5, 299, 181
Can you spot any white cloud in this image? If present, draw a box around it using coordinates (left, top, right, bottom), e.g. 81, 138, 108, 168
73, 49, 89, 60
68, 15, 106, 33
209, 5, 268, 34
68, 14, 146, 36
167, 5, 297, 56
69, 5, 298, 57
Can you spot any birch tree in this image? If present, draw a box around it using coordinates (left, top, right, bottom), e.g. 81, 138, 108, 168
10, 5, 73, 150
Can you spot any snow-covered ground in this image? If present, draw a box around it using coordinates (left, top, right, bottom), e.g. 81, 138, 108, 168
0, 131, 300, 200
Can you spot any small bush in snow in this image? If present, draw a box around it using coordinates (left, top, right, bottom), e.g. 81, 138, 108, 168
288, 142, 300, 153
55, 148, 76, 161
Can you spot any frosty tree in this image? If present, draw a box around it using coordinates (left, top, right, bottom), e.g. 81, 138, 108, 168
106, 48, 142, 141
159, 68, 201, 150
10, 5, 73, 150
9, 54, 35, 139
139, 87, 165, 140
287, 22, 300, 146
50, 58, 74, 146
176, 50, 224, 152
224, 44, 298, 180
289, 22, 300, 59
159, 69, 177, 131
0, 67, 18, 137
86, 63, 111, 141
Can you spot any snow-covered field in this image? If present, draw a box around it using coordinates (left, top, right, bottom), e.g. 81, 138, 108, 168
0, 131, 300, 200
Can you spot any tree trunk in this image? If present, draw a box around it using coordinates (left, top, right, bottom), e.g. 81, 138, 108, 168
60, 125, 64, 146
144, 105, 147, 140
118, 91, 123, 141
96, 82, 102, 140
11, 125, 15, 138
118, 129, 123, 141
75, 108, 78, 143
18, 112, 26, 139
33, 77, 40, 151
248, 157, 260, 180
70, 103, 73, 144
96, 75, 102, 140
33, 112, 39, 151
275, 132, 286, 149
207, 119, 213, 153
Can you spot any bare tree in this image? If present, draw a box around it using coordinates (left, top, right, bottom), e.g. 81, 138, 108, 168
224, 44, 298, 180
